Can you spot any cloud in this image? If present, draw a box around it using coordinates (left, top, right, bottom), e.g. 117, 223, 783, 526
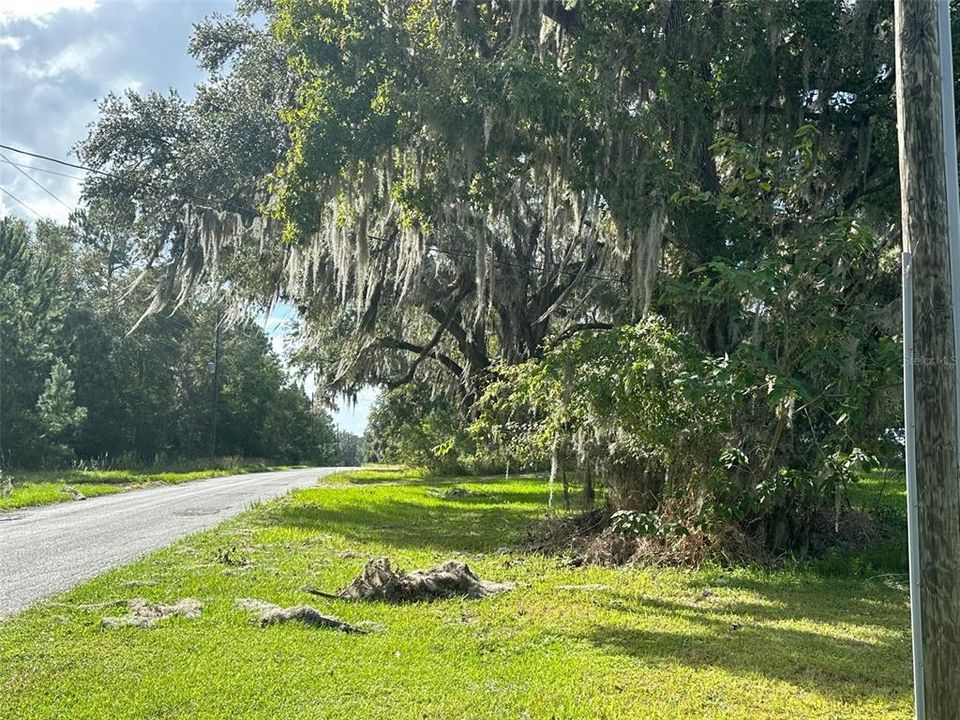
17, 33, 115, 79
0, 0, 232, 224
0, 0, 99, 26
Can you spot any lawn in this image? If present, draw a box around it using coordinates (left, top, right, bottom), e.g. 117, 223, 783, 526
0, 459, 297, 511
0, 469, 912, 719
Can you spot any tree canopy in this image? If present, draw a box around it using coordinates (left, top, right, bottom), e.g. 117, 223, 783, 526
69, 0, 951, 552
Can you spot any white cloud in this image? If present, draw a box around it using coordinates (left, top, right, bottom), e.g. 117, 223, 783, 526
0, 34, 22, 49
0, 0, 99, 26
17, 33, 113, 79
19, 193, 75, 222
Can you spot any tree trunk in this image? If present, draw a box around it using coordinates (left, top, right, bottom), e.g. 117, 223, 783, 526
582, 464, 595, 509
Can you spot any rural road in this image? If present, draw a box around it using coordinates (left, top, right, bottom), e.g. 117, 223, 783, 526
0, 467, 344, 618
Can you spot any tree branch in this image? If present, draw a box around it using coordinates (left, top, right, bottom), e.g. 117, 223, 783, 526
548, 322, 614, 349
377, 337, 464, 380
388, 281, 473, 386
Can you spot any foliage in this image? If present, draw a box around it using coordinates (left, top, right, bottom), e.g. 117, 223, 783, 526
335, 430, 363, 466
35, 360, 87, 465
476, 316, 731, 504
70, 0, 909, 556
477, 291, 895, 554
0, 217, 337, 469
0, 219, 74, 466
363, 383, 470, 473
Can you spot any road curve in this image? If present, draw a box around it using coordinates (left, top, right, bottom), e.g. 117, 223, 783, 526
0, 467, 344, 618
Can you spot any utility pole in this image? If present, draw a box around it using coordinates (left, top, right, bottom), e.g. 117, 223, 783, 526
894, 1, 960, 718
209, 310, 222, 459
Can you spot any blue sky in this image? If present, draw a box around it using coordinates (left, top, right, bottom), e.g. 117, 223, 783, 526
0, 0, 374, 434
262, 304, 377, 435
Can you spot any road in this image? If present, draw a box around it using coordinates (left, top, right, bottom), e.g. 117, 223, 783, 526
0, 467, 342, 618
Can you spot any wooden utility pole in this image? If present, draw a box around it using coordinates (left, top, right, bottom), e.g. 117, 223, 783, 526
895, 1, 960, 718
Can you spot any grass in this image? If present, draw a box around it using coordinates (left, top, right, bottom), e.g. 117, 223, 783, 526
0, 458, 298, 511
0, 468, 912, 719
328, 464, 430, 484
808, 468, 909, 579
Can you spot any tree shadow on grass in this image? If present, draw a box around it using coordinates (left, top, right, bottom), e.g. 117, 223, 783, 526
582, 583, 911, 703
261, 494, 546, 554
677, 575, 910, 632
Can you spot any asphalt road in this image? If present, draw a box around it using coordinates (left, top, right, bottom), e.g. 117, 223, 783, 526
0, 467, 342, 618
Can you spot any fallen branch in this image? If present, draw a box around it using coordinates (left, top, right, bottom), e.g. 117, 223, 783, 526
260, 606, 367, 633
302, 586, 341, 600
330, 558, 515, 603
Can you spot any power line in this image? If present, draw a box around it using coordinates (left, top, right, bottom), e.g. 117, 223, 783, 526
0, 143, 112, 178
0, 153, 73, 212
0, 158, 86, 182
0, 142, 255, 215
0, 186, 41, 218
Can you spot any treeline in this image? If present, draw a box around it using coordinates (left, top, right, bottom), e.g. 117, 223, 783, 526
0, 216, 339, 469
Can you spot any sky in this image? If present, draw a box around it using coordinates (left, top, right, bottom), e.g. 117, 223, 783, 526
0, 0, 375, 434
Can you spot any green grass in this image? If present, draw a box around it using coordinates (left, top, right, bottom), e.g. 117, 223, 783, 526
0, 459, 297, 511
849, 468, 907, 524
806, 468, 909, 579
328, 465, 430, 484
0, 469, 912, 719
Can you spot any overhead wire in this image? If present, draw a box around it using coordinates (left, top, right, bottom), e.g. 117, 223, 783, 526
0, 152, 73, 212
0, 143, 112, 177
0, 142, 255, 216
0, 158, 86, 182
0, 186, 42, 218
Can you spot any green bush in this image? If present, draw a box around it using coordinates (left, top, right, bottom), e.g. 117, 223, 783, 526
474, 315, 891, 557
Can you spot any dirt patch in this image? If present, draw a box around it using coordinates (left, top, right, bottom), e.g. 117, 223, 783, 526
101, 598, 202, 629
236, 598, 369, 633
318, 558, 515, 603
515, 509, 609, 556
